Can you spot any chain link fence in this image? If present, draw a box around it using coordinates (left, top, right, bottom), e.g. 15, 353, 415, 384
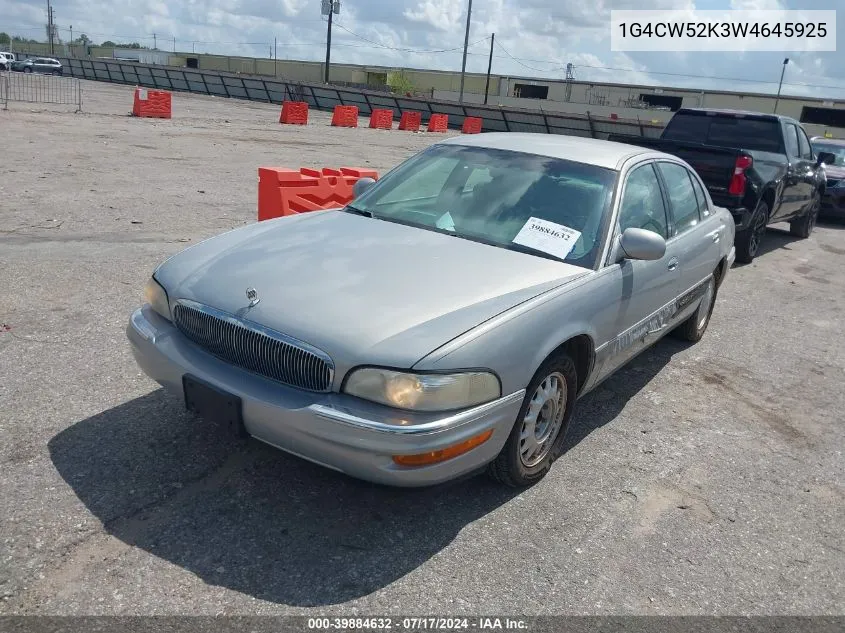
1, 70, 83, 111
17, 57, 664, 139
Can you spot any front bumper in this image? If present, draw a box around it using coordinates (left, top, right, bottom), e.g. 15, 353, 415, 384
126, 306, 523, 487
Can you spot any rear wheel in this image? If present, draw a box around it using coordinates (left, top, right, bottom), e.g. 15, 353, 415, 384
672, 274, 718, 343
735, 200, 769, 264
487, 353, 577, 488
790, 191, 820, 238
23, 67, 32, 73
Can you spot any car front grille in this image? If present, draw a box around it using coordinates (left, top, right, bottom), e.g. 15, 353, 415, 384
172, 300, 334, 392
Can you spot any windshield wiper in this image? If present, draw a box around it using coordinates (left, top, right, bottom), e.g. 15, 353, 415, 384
344, 205, 373, 218
505, 242, 569, 264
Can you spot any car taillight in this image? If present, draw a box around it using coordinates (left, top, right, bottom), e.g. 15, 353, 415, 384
728, 155, 753, 196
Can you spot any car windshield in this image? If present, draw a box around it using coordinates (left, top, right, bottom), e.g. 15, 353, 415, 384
348, 144, 617, 269
812, 142, 845, 166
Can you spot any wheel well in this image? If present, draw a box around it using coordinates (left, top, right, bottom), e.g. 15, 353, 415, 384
714, 257, 728, 288
762, 188, 776, 218
548, 335, 594, 396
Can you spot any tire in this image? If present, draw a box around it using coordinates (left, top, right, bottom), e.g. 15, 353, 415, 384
735, 200, 769, 264
487, 352, 578, 488
672, 273, 718, 343
790, 191, 820, 238
23, 67, 32, 73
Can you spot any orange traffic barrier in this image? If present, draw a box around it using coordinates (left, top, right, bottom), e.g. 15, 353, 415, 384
258, 166, 379, 221
428, 113, 449, 132
131, 87, 171, 118
369, 108, 394, 130
398, 111, 422, 131
462, 117, 483, 134
331, 105, 359, 128
280, 101, 309, 125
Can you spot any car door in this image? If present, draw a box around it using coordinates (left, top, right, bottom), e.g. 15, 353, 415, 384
777, 122, 809, 220
655, 160, 721, 306
592, 161, 683, 380
795, 125, 819, 214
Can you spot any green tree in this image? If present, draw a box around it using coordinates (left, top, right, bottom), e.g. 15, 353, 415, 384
0, 32, 10, 46
387, 70, 415, 95
73, 33, 90, 45
101, 40, 116, 47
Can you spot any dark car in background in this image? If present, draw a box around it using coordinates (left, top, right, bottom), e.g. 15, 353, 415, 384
811, 137, 845, 219
610, 109, 833, 263
11, 57, 63, 75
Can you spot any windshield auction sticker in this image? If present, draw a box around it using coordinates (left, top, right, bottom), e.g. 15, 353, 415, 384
512, 217, 581, 260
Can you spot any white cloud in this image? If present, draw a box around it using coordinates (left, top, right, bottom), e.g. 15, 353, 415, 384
0, 0, 843, 98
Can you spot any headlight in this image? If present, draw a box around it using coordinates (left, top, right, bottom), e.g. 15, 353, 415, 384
343, 368, 500, 412
143, 276, 171, 321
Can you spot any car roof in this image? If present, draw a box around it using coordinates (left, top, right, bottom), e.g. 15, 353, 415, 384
438, 132, 660, 170
676, 107, 788, 121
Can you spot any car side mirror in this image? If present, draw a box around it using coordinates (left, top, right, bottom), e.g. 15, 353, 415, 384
617, 227, 667, 261
352, 177, 377, 199
817, 151, 836, 166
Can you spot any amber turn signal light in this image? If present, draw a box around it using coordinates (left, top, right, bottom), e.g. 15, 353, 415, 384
392, 429, 494, 467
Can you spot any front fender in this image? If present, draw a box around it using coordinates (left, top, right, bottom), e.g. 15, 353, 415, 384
412, 274, 605, 395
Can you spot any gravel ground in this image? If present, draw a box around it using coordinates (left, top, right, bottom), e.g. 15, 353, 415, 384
1, 79, 843, 616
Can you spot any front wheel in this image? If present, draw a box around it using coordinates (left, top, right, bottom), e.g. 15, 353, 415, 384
487, 353, 578, 487
23, 67, 32, 73
790, 191, 820, 238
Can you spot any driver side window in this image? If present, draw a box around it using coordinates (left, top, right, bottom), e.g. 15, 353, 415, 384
618, 163, 669, 239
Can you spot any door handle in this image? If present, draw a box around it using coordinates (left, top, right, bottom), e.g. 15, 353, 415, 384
667, 257, 679, 271
707, 230, 721, 243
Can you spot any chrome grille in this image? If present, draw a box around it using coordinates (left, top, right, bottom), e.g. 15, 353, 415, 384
172, 300, 334, 392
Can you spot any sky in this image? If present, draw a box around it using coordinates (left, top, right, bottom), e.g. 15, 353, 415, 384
2, 0, 844, 98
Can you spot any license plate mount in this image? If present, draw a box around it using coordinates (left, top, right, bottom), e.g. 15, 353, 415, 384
182, 374, 247, 437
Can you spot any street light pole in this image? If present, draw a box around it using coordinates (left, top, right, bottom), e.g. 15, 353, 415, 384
774, 57, 789, 114
484, 33, 494, 105
458, 0, 473, 102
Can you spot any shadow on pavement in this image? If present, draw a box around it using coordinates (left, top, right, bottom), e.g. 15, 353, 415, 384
48, 339, 682, 606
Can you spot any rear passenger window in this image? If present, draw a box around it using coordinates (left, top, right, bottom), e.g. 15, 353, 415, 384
689, 171, 711, 218
657, 162, 700, 234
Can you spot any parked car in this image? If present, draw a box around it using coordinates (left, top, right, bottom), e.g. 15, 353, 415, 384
810, 137, 845, 219
127, 133, 735, 488
609, 108, 833, 263
11, 57, 63, 74
0, 52, 15, 70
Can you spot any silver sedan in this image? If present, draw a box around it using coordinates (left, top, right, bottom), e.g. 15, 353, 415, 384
127, 133, 736, 487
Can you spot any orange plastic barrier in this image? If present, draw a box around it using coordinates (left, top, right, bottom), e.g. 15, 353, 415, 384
331, 105, 359, 128
398, 111, 422, 131
462, 117, 483, 134
280, 101, 309, 125
428, 113, 449, 132
258, 166, 380, 221
369, 108, 394, 130
132, 87, 171, 118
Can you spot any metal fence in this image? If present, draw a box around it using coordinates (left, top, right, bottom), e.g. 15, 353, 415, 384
36, 56, 664, 139
1, 71, 83, 111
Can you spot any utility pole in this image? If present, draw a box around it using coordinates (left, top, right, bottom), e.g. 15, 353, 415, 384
274, 37, 277, 76
69, 25, 73, 44
484, 33, 494, 105
153, 33, 157, 49
458, 0, 473, 102
774, 57, 789, 114
173, 36, 176, 52
323, 0, 339, 84
47, 0, 54, 55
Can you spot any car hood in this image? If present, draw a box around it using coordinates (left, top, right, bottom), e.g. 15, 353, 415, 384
155, 210, 590, 373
